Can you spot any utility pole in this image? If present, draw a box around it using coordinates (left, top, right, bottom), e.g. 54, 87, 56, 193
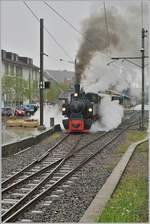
141, 28, 146, 130
38, 18, 45, 130
110, 28, 148, 130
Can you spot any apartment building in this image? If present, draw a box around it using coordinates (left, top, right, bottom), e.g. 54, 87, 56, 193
1, 49, 40, 106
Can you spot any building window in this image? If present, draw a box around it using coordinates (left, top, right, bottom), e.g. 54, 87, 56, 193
10, 64, 14, 75
35, 71, 38, 81
16, 66, 19, 75
5, 64, 9, 74
32, 69, 34, 80
16, 66, 22, 76
20, 68, 23, 77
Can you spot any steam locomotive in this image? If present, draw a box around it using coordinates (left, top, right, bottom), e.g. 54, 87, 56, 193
62, 84, 101, 132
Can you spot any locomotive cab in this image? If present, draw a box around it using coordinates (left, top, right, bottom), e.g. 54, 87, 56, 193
85, 92, 101, 120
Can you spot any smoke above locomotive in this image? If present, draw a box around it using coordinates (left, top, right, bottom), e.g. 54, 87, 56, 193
76, 12, 119, 81
71, 3, 148, 132
76, 3, 148, 83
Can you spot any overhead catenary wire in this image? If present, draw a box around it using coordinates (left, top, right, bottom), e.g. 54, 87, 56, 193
43, 0, 115, 62
23, 1, 73, 60
43, 1, 83, 37
24, 0, 129, 73
44, 1, 145, 74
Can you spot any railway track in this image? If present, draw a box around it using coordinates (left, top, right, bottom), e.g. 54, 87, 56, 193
1, 131, 108, 222
1, 111, 144, 223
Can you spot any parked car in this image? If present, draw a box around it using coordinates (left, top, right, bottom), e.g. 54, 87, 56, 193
14, 108, 26, 116
16, 105, 34, 116
23, 104, 39, 113
2, 107, 14, 117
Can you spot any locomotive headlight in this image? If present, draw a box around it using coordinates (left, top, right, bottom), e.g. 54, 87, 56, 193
74, 93, 78, 97
62, 107, 66, 111
88, 108, 93, 112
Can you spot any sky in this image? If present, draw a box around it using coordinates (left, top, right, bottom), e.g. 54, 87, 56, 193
1, 0, 149, 71
1, 0, 92, 70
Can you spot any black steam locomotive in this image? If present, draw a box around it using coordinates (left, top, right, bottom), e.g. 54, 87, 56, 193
62, 84, 101, 132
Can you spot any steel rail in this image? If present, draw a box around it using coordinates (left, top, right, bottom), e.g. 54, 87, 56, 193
2, 135, 83, 222
2, 122, 137, 223
2, 158, 63, 194
2, 132, 107, 194
2, 133, 70, 188
2, 111, 139, 192
2, 112, 141, 222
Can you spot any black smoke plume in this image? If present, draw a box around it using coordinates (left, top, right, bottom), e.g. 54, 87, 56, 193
76, 11, 120, 82
76, 4, 148, 82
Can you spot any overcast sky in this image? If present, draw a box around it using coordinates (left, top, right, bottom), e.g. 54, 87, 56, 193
1, 0, 149, 71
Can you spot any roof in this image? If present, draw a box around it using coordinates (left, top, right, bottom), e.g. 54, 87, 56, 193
59, 89, 74, 100
44, 71, 59, 83
45, 69, 74, 83
1, 49, 39, 70
3, 58, 39, 70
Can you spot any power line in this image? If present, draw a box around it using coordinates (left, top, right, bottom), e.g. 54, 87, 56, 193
23, 1, 73, 60
24, 0, 40, 22
43, 1, 82, 37
43, 0, 115, 62
43, 0, 137, 75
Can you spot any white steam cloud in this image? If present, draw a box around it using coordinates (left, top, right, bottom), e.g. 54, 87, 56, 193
81, 53, 142, 131
77, 2, 148, 131
81, 53, 142, 97
90, 95, 124, 132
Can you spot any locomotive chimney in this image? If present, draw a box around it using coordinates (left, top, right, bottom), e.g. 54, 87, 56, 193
74, 83, 80, 94
75, 58, 81, 85
74, 58, 80, 93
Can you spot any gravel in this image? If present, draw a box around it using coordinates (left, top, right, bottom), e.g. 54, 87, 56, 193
2, 110, 147, 222
15, 132, 127, 223
2, 132, 66, 179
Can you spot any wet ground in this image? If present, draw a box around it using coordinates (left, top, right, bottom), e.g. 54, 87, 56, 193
1, 105, 63, 145
2, 126, 42, 145
1, 115, 46, 145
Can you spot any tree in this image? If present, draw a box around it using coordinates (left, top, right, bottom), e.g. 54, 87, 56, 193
2, 75, 16, 106
2, 74, 39, 105
45, 82, 70, 103
46, 83, 61, 102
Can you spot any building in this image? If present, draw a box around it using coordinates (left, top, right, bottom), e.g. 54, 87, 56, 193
44, 69, 74, 86
1, 49, 40, 106
43, 70, 75, 103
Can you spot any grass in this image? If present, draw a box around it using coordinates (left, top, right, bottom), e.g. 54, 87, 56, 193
117, 129, 147, 154
40, 132, 61, 144
127, 129, 147, 142
51, 132, 60, 140
98, 176, 148, 222
97, 131, 148, 223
